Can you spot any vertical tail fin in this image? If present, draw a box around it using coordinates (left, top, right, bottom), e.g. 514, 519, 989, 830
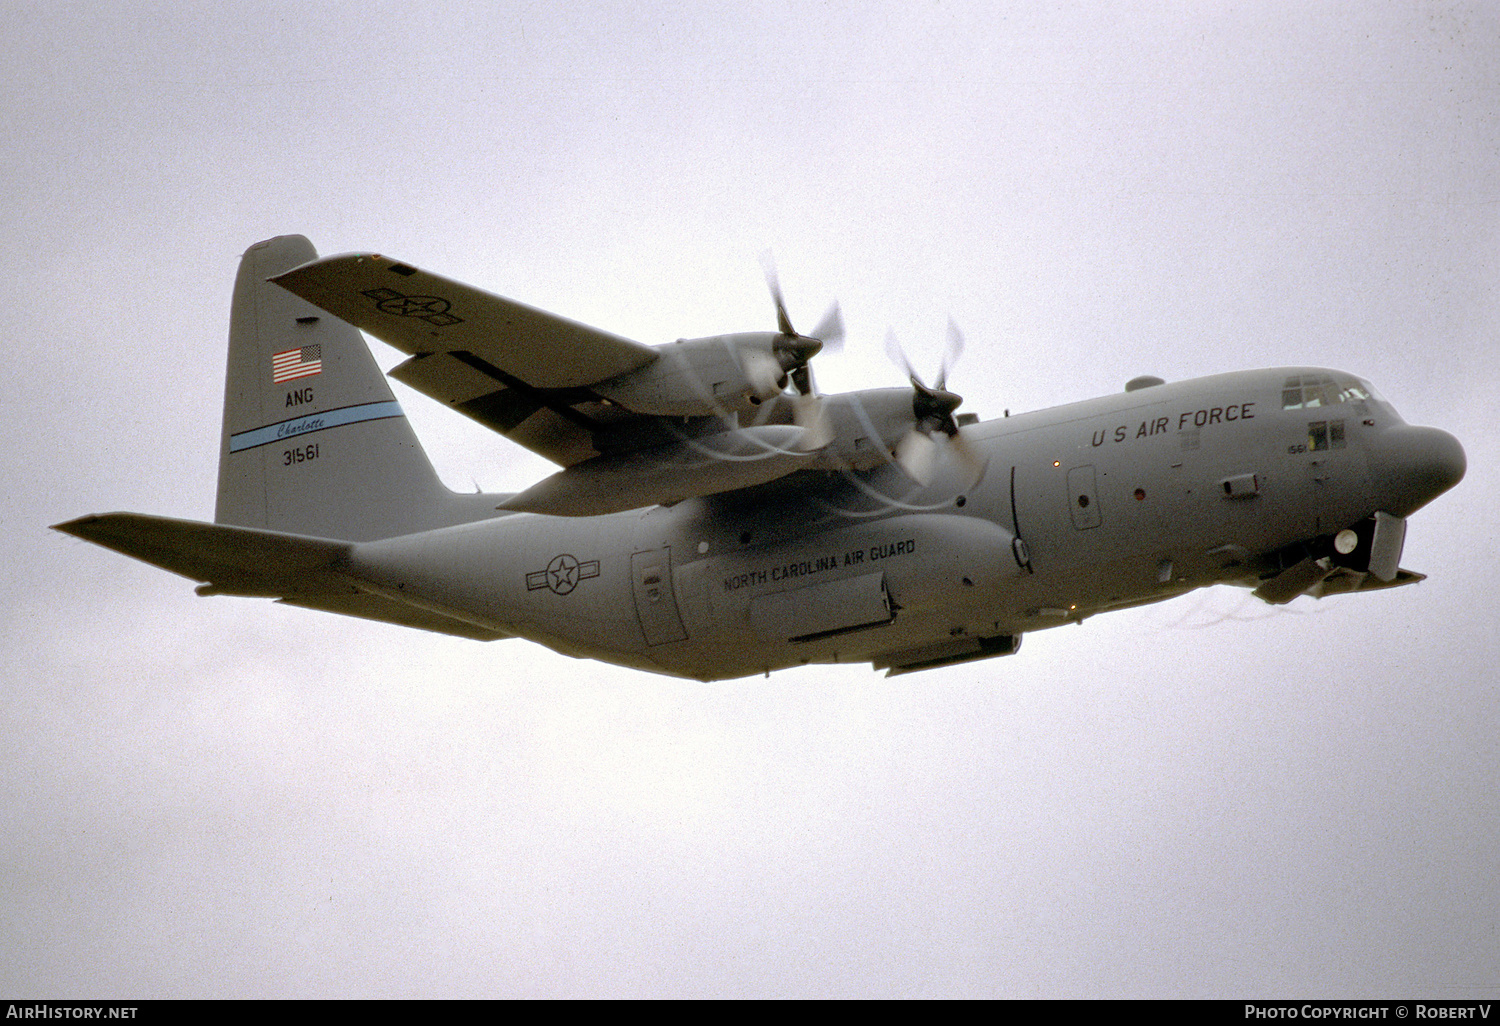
215, 236, 501, 540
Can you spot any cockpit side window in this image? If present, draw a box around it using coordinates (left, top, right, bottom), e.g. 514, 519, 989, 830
1334, 380, 1372, 404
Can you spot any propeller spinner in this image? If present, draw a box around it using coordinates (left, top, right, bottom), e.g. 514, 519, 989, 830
762, 255, 844, 397
758, 256, 843, 448
886, 320, 983, 485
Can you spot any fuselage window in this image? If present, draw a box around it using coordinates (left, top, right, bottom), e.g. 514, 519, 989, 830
1307, 419, 1347, 452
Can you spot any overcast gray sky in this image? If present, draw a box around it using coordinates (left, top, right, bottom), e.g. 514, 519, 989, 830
4, 0, 1498, 998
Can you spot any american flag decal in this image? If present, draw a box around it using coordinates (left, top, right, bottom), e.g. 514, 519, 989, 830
272, 345, 322, 383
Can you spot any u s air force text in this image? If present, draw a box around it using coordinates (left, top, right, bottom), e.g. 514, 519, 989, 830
1247, 1007, 1492, 1020
6, 1008, 137, 1019
1092, 402, 1257, 446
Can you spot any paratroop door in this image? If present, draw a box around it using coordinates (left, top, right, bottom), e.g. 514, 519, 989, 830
631, 547, 688, 646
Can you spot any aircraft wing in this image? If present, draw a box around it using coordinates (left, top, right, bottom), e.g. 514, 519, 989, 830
267, 248, 906, 515
270, 253, 659, 467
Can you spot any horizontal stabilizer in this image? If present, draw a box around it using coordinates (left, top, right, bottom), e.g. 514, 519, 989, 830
54, 513, 349, 596
52, 513, 508, 641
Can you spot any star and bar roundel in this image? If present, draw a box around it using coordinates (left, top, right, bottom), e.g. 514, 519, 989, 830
361, 287, 465, 327
526, 554, 600, 595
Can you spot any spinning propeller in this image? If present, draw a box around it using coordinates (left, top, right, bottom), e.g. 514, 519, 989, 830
885, 319, 983, 485
758, 256, 844, 448
720, 261, 983, 492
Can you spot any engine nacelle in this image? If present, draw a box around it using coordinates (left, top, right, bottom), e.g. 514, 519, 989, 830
593, 332, 791, 418
807, 389, 934, 472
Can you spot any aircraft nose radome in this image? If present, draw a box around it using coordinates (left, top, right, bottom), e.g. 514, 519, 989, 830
1371, 425, 1466, 514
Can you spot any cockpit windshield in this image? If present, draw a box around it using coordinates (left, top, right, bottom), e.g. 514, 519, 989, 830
1280, 374, 1382, 410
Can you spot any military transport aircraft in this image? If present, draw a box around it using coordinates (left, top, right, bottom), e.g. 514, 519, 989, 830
54, 236, 1466, 678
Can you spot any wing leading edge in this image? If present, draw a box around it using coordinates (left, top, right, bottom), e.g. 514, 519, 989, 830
269, 248, 919, 516
270, 253, 659, 467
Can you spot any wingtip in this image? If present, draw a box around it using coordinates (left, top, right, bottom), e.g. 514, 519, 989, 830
50, 513, 102, 536
266, 251, 387, 286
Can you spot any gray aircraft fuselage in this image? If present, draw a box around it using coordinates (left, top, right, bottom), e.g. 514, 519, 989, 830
56, 238, 1465, 680
344, 366, 1463, 680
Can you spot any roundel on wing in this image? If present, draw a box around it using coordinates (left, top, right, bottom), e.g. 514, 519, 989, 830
377, 294, 452, 318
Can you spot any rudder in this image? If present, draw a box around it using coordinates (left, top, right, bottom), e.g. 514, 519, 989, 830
216, 236, 502, 540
